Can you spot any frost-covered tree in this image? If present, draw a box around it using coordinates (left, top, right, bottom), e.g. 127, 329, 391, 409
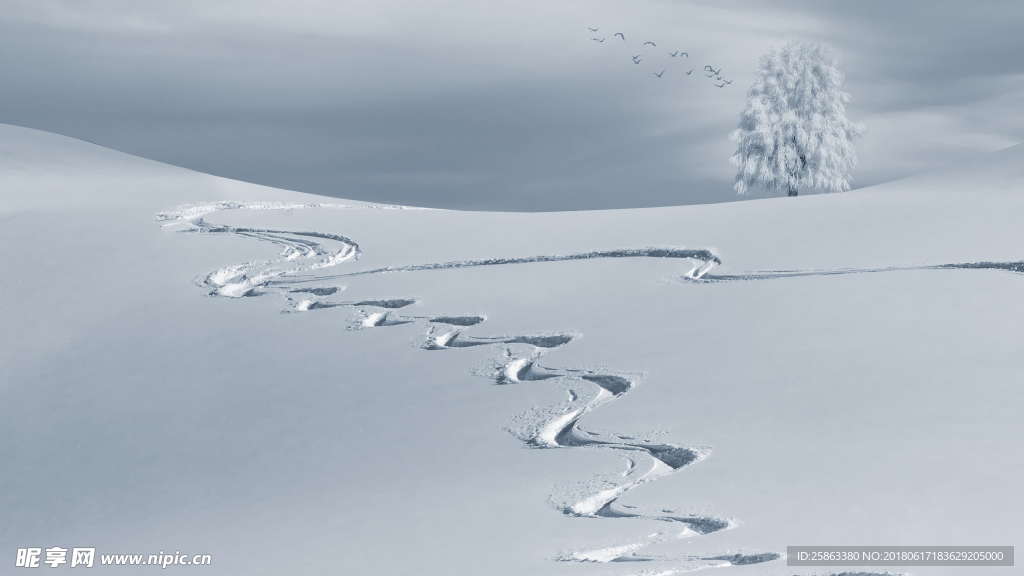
731, 41, 863, 197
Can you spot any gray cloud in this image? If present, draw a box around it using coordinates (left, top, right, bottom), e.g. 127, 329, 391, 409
1, 1, 1021, 209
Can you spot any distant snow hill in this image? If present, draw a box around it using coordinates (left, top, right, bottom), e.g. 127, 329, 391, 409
2, 124, 1021, 576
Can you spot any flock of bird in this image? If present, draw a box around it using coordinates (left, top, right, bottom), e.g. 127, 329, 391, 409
586, 26, 733, 87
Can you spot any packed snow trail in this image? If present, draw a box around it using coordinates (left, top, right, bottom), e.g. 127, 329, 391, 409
158, 202, 365, 298
159, 200, 1017, 572
156, 201, 762, 572
493, 350, 739, 562
164, 200, 1021, 574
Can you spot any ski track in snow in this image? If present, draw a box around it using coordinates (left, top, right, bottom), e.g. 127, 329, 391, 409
291, 247, 722, 282
159, 200, 1010, 574
694, 261, 1024, 283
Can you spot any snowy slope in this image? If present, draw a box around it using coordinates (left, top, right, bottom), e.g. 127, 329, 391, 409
2, 124, 1021, 576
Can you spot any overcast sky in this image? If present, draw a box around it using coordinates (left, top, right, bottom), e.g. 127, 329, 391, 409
2, 1, 1022, 210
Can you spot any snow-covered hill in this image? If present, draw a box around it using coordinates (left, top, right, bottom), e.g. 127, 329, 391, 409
2, 124, 1021, 575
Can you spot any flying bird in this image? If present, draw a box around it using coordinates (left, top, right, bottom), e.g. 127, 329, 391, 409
714, 81, 727, 88
653, 69, 665, 78
670, 50, 679, 57
686, 69, 694, 75
632, 54, 642, 64
679, 51, 689, 58
591, 37, 605, 43
721, 79, 733, 85
614, 32, 626, 41
587, 26, 600, 32
643, 41, 657, 47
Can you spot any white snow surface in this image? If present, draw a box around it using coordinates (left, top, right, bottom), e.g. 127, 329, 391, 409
2, 124, 1022, 575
